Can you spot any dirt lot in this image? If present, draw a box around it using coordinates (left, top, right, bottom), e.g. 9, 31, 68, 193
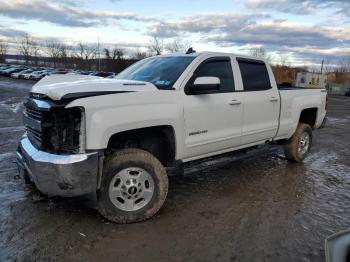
0, 76, 349, 262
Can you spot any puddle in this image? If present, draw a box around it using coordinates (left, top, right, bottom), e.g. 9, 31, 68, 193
326, 116, 350, 125
0, 100, 23, 113
0, 126, 24, 133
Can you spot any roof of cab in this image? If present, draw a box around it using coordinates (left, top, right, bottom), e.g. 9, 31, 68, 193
156, 51, 268, 63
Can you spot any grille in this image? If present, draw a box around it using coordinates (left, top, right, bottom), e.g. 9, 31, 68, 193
24, 105, 43, 148
27, 126, 42, 143
26, 107, 42, 121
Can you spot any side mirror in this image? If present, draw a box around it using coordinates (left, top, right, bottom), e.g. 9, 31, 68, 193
189, 76, 220, 95
325, 229, 350, 262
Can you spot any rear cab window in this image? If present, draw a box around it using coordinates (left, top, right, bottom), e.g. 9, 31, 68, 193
237, 58, 271, 91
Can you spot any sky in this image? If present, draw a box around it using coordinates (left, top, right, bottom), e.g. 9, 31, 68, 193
0, 0, 349, 67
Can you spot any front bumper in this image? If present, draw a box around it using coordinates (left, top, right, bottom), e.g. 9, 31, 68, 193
16, 136, 99, 197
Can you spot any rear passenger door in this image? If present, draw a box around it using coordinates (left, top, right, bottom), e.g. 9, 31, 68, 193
183, 57, 243, 159
237, 58, 280, 144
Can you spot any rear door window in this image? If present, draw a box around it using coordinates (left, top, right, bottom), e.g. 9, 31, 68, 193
237, 58, 271, 91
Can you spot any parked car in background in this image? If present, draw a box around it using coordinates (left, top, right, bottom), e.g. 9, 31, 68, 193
50, 69, 68, 75
0, 65, 11, 71
21, 68, 43, 79
80, 71, 94, 75
107, 74, 117, 79
0, 66, 27, 76
22, 70, 37, 80
11, 69, 34, 79
345, 87, 350, 97
325, 229, 350, 262
0, 64, 121, 80
66, 70, 82, 75
30, 70, 52, 80
11, 69, 33, 79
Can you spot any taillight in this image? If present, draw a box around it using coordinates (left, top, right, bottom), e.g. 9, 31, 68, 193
321, 89, 328, 111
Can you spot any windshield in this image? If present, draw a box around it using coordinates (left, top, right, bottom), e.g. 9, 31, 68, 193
116, 56, 195, 89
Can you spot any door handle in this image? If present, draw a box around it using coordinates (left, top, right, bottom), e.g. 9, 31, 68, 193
229, 100, 242, 105
269, 97, 279, 102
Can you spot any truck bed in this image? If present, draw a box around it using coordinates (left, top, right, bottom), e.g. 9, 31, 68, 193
278, 85, 324, 90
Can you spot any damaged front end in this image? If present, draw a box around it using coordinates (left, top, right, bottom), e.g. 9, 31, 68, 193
24, 96, 84, 154
16, 95, 99, 197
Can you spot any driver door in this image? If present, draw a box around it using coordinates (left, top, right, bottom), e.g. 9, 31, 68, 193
182, 57, 243, 159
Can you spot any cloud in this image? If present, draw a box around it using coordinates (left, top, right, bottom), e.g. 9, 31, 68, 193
0, 0, 157, 28
148, 13, 350, 64
147, 13, 270, 37
0, 26, 27, 38
243, 0, 350, 15
149, 14, 349, 48
205, 22, 350, 49
285, 46, 350, 58
0, 0, 348, 66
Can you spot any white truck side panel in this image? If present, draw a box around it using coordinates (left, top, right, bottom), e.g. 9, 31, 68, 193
277, 89, 327, 139
59, 52, 327, 163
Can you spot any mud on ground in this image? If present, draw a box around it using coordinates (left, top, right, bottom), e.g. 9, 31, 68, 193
0, 76, 350, 261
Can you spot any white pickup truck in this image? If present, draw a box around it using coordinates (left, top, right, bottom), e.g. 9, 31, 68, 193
16, 52, 327, 223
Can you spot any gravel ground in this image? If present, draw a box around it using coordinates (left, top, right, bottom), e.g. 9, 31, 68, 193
0, 76, 349, 262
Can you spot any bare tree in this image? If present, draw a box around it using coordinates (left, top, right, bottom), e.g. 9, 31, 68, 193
334, 57, 350, 84
248, 47, 272, 62
105, 47, 124, 60
338, 57, 350, 72
322, 59, 335, 73
132, 50, 147, 60
148, 37, 163, 55
0, 39, 7, 63
104, 48, 116, 60
104, 47, 127, 72
17, 34, 39, 65
45, 41, 62, 68
276, 52, 290, 67
166, 38, 191, 53
71, 42, 97, 70
74, 42, 97, 60
58, 44, 68, 68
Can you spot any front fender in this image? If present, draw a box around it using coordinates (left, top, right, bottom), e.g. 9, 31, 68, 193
67, 92, 184, 156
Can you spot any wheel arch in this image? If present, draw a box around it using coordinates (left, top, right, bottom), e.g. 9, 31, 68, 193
106, 125, 177, 165
299, 107, 318, 128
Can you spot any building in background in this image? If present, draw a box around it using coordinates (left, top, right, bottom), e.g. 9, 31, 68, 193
326, 83, 349, 96
295, 72, 327, 88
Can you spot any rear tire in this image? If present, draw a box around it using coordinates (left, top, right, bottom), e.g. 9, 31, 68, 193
283, 123, 312, 162
97, 148, 168, 223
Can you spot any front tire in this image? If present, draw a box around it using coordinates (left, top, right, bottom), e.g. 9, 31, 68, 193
97, 148, 168, 223
283, 123, 312, 162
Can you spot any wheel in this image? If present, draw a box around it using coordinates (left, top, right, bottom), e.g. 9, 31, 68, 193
283, 123, 312, 162
97, 148, 168, 223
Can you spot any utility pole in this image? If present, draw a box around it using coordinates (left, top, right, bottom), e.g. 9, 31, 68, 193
98, 37, 101, 71
321, 59, 324, 74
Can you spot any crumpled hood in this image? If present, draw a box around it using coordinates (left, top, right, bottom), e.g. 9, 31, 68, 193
31, 74, 158, 100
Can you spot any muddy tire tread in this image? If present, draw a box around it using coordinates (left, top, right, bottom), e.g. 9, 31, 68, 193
283, 123, 312, 163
